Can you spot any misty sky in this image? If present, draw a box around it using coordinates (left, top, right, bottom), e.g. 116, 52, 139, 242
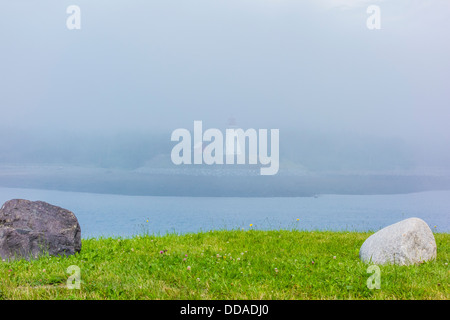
1, 0, 449, 147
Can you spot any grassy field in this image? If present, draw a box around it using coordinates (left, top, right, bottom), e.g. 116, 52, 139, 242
0, 229, 448, 300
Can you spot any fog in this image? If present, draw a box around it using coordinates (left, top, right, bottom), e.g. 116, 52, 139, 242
1, 1, 449, 195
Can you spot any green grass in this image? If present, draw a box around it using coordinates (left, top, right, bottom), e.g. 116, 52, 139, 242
0, 230, 448, 300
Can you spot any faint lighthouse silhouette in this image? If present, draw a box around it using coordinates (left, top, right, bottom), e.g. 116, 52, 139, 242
225, 116, 243, 158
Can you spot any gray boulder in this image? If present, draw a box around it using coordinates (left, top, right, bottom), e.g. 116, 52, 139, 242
0, 199, 81, 260
359, 217, 436, 265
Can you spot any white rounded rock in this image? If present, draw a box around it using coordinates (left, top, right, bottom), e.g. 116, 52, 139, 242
359, 218, 437, 265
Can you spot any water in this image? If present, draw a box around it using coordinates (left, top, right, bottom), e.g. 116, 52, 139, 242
0, 187, 449, 238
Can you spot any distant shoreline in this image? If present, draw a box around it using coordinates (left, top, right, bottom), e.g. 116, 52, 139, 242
1, 165, 450, 197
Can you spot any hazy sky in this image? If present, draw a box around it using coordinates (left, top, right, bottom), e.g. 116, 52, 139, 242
1, 0, 449, 146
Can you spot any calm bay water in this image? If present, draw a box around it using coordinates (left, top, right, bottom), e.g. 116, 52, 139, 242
0, 187, 449, 238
